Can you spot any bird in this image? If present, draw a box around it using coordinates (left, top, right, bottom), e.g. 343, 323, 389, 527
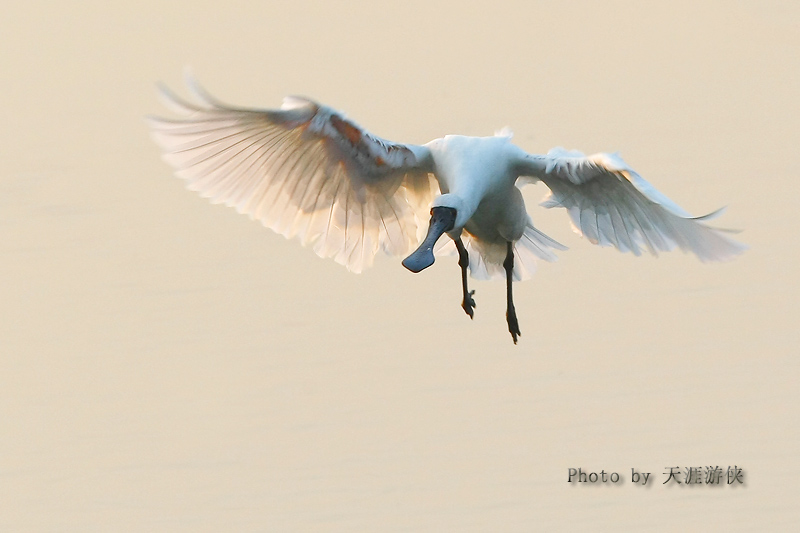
148, 74, 746, 344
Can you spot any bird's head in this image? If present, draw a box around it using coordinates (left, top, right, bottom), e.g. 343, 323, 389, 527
431, 193, 469, 229
401, 204, 458, 273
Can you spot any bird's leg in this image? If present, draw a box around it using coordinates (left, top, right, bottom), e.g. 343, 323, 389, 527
504, 241, 521, 344
454, 237, 476, 319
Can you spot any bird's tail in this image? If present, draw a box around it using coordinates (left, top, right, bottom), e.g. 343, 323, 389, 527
436, 222, 566, 281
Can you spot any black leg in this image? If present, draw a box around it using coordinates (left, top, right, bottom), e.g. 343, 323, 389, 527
504, 241, 521, 344
454, 238, 476, 319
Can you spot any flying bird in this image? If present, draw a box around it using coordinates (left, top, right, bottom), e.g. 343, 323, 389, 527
148, 75, 746, 343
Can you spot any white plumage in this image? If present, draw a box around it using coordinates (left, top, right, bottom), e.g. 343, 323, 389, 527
149, 75, 745, 342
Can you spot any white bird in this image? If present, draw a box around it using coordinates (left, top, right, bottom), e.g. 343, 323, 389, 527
148, 75, 746, 343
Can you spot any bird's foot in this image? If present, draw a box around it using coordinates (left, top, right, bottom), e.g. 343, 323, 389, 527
506, 306, 521, 344
461, 290, 476, 319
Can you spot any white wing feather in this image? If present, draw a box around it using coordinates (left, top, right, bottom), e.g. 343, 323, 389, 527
148, 76, 438, 273
515, 148, 747, 262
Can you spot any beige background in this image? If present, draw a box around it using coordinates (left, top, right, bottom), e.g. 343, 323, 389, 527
2, 0, 798, 530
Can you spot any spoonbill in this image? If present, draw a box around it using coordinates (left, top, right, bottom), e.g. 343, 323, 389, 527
148, 76, 746, 343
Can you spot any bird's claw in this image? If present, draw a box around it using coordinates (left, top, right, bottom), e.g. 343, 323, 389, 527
506, 307, 521, 344
461, 290, 476, 319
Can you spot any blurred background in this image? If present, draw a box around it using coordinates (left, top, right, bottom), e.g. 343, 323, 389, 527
1, 1, 797, 530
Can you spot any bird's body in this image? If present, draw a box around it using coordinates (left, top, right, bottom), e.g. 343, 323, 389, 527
432, 135, 528, 241
149, 75, 746, 343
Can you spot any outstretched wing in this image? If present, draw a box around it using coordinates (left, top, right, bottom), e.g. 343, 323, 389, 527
148, 75, 438, 273
513, 148, 746, 262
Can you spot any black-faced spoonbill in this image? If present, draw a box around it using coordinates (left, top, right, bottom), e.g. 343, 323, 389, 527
149, 76, 746, 344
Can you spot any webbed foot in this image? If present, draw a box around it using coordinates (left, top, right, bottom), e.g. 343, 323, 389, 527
506, 306, 521, 344
461, 290, 476, 319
